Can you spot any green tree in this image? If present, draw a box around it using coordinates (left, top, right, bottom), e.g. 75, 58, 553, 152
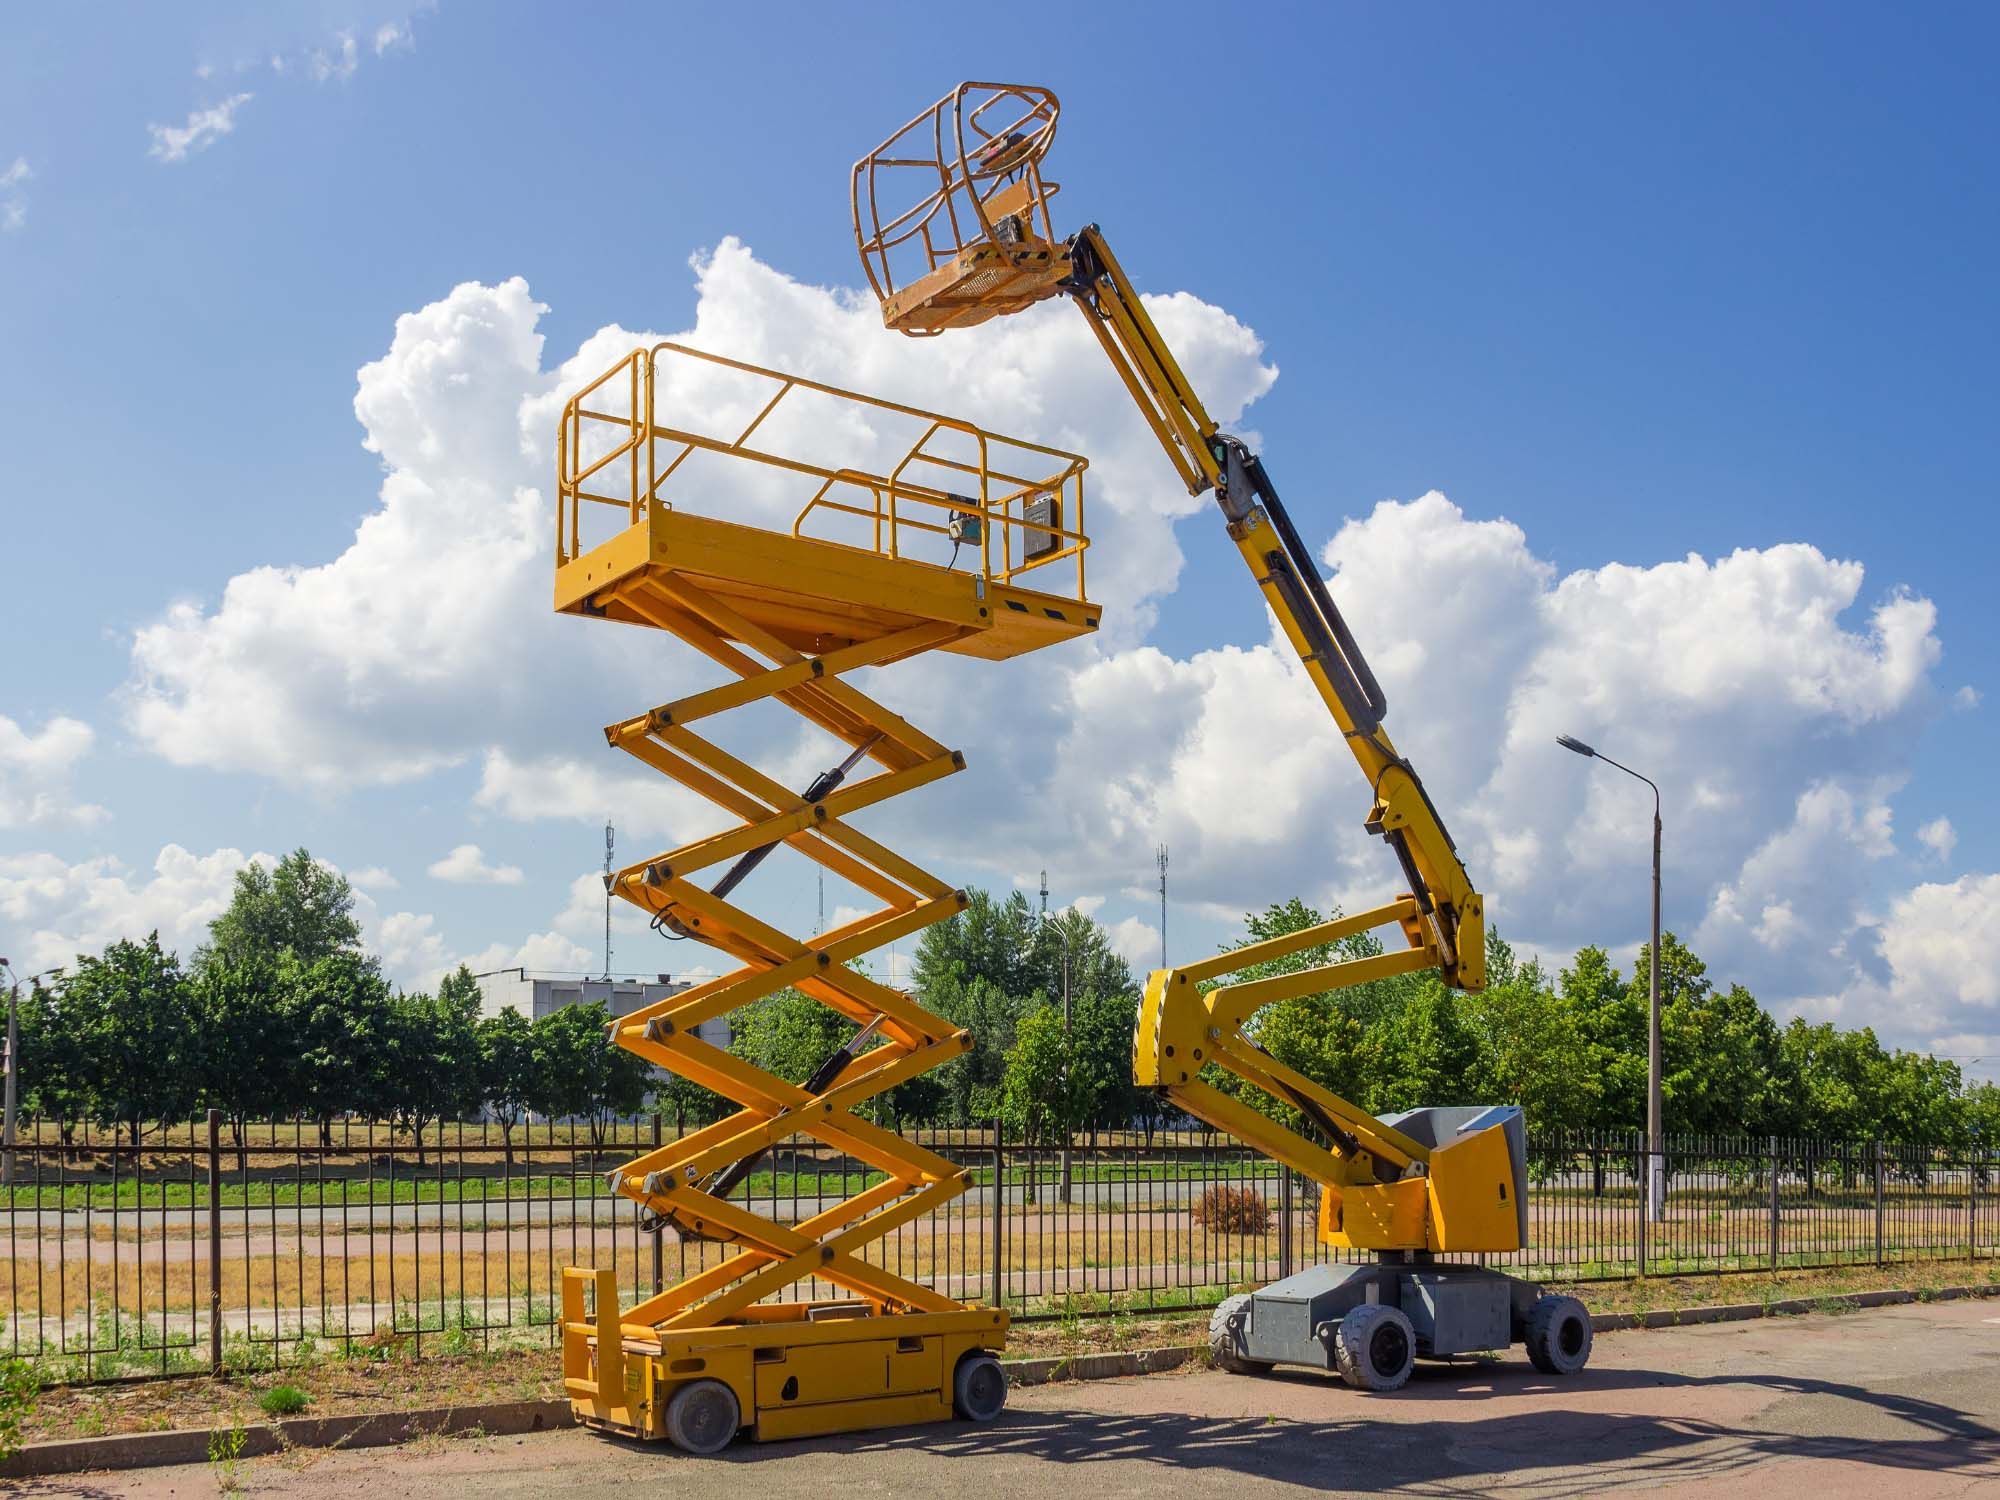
728, 989, 851, 1087
530, 1003, 651, 1150
193, 960, 294, 1169
1356, 979, 1482, 1115
999, 1003, 1089, 1202
14, 977, 91, 1149
912, 890, 1043, 999
282, 951, 392, 1146
1661, 979, 1783, 1136
1068, 986, 1145, 1134
199, 849, 362, 974
477, 1005, 539, 1161
926, 974, 1022, 1126
1458, 955, 1602, 1139
381, 972, 482, 1163
1961, 1081, 2000, 1155
651, 1070, 727, 1138
1028, 907, 1137, 1016
1558, 945, 1646, 1133
67, 934, 200, 1143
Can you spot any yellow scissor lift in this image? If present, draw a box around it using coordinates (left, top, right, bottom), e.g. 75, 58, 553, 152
553, 341, 1094, 1452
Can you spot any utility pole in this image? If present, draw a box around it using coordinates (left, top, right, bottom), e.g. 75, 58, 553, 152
1156, 844, 1170, 969
1038, 869, 1048, 922
602, 820, 615, 980
1058, 903, 1074, 1205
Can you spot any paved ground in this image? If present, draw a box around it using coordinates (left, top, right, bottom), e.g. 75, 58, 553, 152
20, 1299, 2000, 1498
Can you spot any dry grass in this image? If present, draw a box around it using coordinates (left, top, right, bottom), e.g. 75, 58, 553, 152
0, 1220, 1277, 1332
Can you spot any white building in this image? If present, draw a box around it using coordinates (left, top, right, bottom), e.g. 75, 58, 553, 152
475, 971, 730, 1081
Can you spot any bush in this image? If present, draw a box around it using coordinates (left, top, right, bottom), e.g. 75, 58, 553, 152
258, 1384, 310, 1417
1191, 1185, 1272, 1236
0, 1357, 38, 1459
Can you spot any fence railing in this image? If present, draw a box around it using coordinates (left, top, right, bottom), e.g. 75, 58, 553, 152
2, 1116, 1992, 1385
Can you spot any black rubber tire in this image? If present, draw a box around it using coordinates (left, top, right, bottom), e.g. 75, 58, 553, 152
664, 1378, 741, 1455
1333, 1304, 1415, 1392
1208, 1294, 1273, 1376
952, 1352, 1007, 1422
1525, 1294, 1594, 1376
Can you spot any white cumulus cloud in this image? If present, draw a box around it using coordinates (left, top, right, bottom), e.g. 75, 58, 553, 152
0, 714, 108, 829
110, 239, 1974, 1055
0, 844, 267, 973
1917, 817, 1957, 862
1, 156, 28, 232
309, 34, 358, 83
427, 844, 524, 886
1804, 873, 2000, 1064
147, 94, 253, 163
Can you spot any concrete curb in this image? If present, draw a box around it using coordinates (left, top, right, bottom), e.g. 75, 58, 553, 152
1007, 1344, 1205, 1387
0, 1397, 573, 1479
5, 1281, 1994, 1477
1586, 1278, 2000, 1331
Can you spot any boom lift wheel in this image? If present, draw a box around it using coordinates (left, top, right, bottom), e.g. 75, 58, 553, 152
1208, 1294, 1273, 1376
1524, 1294, 1593, 1376
664, 1378, 742, 1455
952, 1352, 1008, 1422
1333, 1304, 1416, 1392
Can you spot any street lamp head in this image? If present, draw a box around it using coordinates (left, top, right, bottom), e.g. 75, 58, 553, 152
1555, 734, 1597, 758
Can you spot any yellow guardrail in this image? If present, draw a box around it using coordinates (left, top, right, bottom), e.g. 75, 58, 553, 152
556, 340, 1089, 603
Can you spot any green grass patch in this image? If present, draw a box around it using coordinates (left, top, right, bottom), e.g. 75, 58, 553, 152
257, 1384, 309, 1417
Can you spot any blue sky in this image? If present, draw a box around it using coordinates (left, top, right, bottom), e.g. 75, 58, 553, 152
2, 3, 1996, 1066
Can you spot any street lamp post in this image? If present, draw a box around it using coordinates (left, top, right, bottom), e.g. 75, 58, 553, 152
0, 960, 64, 1188
1052, 912, 1077, 1206
1556, 735, 1666, 1221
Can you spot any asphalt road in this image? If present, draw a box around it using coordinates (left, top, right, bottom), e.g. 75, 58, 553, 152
30, 1299, 2000, 1498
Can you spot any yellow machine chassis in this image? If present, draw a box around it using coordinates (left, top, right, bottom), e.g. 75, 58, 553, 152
552, 344, 1092, 1444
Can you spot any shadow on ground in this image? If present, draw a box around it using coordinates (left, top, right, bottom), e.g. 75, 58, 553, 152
760, 1362, 2000, 1496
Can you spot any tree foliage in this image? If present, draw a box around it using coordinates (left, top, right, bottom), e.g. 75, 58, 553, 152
11, 851, 1995, 1157
198, 849, 362, 974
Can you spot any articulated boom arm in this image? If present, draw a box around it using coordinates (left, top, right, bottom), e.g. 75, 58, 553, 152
1065, 225, 1488, 1235
853, 83, 1494, 1252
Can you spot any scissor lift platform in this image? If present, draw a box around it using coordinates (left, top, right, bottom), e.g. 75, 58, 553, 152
552, 340, 1093, 1452
556, 502, 1096, 664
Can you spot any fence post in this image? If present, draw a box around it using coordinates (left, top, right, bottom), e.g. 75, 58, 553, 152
989, 1122, 1003, 1313
1767, 1135, 1780, 1272
1971, 1149, 1980, 1263
207, 1108, 223, 1377
1873, 1140, 1886, 1269
650, 1111, 664, 1297
1636, 1136, 1648, 1278
1279, 1166, 1295, 1280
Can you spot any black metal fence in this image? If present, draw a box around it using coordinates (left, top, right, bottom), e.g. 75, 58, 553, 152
2, 1117, 1992, 1385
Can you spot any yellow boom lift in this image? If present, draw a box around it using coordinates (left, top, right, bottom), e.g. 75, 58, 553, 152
552, 340, 1095, 1448
852, 83, 1595, 1392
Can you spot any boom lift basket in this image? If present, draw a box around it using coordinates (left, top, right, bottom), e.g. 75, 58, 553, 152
853, 83, 1072, 335
552, 344, 1094, 1448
